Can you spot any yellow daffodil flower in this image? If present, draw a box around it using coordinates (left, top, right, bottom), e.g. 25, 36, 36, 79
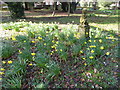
44, 43, 46, 45
60, 49, 62, 52
91, 50, 94, 53
84, 63, 87, 66
31, 53, 36, 56
0, 72, 4, 75
95, 36, 98, 38
2, 61, 6, 64
8, 60, 12, 64
12, 37, 16, 41
19, 50, 22, 54
29, 63, 33, 66
0, 68, 5, 71
89, 45, 96, 48
99, 39, 102, 43
106, 37, 108, 39
52, 40, 55, 43
51, 46, 55, 48
112, 40, 115, 41
100, 46, 104, 50
38, 37, 42, 40
80, 50, 83, 53
74, 33, 80, 39
106, 52, 110, 55
89, 56, 94, 59
56, 41, 59, 44
46, 31, 49, 33
82, 58, 86, 60
88, 40, 92, 42
32, 41, 35, 43
84, 42, 87, 44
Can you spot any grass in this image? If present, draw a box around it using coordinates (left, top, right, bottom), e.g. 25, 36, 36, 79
0, 9, 119, 88
1, 9, 119, 33
1, 21, 119, 88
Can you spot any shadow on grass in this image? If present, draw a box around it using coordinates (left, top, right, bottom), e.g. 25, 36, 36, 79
24, 15, 118, 24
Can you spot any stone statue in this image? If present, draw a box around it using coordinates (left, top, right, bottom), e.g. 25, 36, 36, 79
78, 8, 90, 41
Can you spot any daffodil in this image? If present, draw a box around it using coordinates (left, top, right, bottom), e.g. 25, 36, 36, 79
112, 39, 115, 41
89, 56, 94, 59
46, 31, 49, 33
12, 37, 16, 41
89, 45, 96, 48
100, 46, 104, 50
8, 60, 12, 64
0, 78, 2, 80
2, 61, 6, 64
106, 37, 108, 39
74, 33, 80, 39
32, 41, 35, 43
52, 40, 55, 43
0, 72, 4, 75
84, 42, 87, 44
24, 40, 26, 42
80, 50, 83, 53
88, 40, 92, 42
60, 49, 62, 52
0, 68, 5, 71
44, 43, 46, 45
51, 45, 55, 48
38, 37, 42, 40
111, 36, 114, 39
31, 53, 36, 56
56, 41, 59, 44
106, 52, 110, 55
91, 50, 94, 53
82, 58, 86, 60
98, 39, 102, 43
94, 40, 96, 42
19, 50, 22, 54
84, 63, 87, 66
95, 36, 98, 38
29, 63, 33, 66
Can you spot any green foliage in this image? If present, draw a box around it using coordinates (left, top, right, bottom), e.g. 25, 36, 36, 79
2, 74, 22, 88
1, 22, 118, 88
6, 59, 27, 76
1, 41, 16, 59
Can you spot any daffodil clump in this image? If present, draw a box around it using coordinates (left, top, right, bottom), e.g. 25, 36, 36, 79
1, 22, 118, 88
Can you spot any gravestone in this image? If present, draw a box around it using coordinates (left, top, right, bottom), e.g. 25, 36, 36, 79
78, 8, 90, 41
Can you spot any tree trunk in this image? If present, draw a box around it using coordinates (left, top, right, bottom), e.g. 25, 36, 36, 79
25, 2, 29, 10
52, 2, 57, 16
61, 2, 68, 12
68, 2, 71, 16
6, 2, 25, 19
70, 2, 77, 13
93, 2, 97, 10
